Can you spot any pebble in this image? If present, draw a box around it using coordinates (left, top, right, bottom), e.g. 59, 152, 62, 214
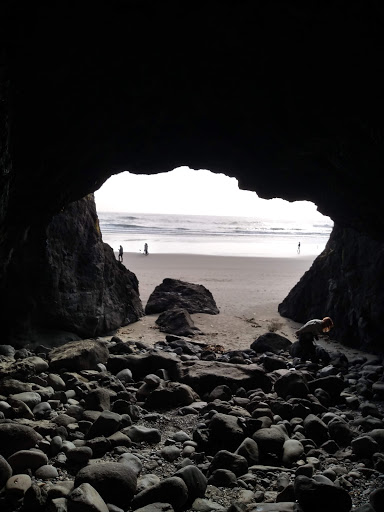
0, 335, 383, 512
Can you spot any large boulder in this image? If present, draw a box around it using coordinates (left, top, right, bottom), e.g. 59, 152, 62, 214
1, 195, 144, 345
74, 462, 137, 508
144, 382, 199, 410
279, 225, 384, 351
145, 278, 219, 315
108, 350, 180, 381
251, 333, 292, 354
294, 475, 352, 512
156, 308, 202, 337
0, 423, 42, 458
176, 360, 272, 395
49, 339, 109, 371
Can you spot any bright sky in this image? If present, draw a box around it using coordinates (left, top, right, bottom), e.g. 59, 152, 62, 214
94, 166, 332, 223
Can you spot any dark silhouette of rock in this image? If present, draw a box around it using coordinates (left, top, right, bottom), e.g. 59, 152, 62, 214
49, 339, 109, 371
294, 474, 352, 512
131, 476, 188, 512
0, 195, 144, 345
156, 308, 202, 337
176, 360, 272, 395
112, 351, 179, 381
279, 225, 384, 351
0, 423, 42, 458
74, 462, 137, 508
145, 279, 219, 315
0, 456, 12, 489
251, 332, 292, 354
274, 372, 310, 400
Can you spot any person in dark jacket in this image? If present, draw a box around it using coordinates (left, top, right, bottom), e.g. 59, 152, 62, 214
294, 317, 334, 362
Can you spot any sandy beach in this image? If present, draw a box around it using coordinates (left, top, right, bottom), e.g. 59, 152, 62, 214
114, 252, 316, 350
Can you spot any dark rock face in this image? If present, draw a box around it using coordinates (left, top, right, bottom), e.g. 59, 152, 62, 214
279, 225, 384, 350
1, 3, 384, 346
2, 195, 143, 344
156, 308, 202, 337
176, 360, 272, 395
146, 279, 219, 315
251, 333, 292, 354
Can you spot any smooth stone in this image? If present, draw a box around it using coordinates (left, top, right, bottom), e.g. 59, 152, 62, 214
5, 474, 32, 497
249, 504, 297, 512
0, 455, 13, 488
172, 430, 190, 443
7, 449, 48, 472
47, 373, 67, 390
252, 427, 286, 456
47, 481, 76, 498
191, 498, 226, 511
118, 453, 143, 476
352, 435, 379, 458
33, 401, 52, 418
207, 469, 237, 488
282, 439, 305, 466
68, 482, 109, 512
26, 356, 50, 373
131, 476, 188, 511
107, 431, 132, 448
66, 446, 93, 464
294, 475, 352, 512
50, 497, 69, 512
235, 437, 259, 465
86, 410, 122, 439
174, 465, 207, 502
115, 369, 133, 383
9, 391, 42, 409
123, 425, 161, 444
160, 446, 181, 462
208, 450, 248, 477
136, 474, 161, 493
35, 464, 59, 479
133, 504, 174, 512
74, 462, 137, 508
370, 487, 384, 512
303, 414, 329, 445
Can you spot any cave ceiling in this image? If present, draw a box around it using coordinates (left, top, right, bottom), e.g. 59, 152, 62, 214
2, 2, 384, 239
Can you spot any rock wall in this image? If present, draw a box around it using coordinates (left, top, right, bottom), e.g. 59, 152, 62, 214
1, 3, 384, 347
279, 225, 384, 351
2, 194, 143, 345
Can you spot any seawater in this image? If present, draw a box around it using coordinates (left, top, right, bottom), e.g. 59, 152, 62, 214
97, 212, 333, 258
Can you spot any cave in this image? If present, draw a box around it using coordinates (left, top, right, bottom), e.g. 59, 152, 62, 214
1, 2, 383, 350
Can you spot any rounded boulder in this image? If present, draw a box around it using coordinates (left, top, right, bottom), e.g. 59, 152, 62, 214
74, 462, 137, 508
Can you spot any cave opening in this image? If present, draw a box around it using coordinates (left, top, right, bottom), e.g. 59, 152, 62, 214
91, 166, 334, 322
94, 166, 333, 259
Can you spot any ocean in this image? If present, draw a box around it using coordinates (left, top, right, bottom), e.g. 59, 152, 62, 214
97, 212, 333, 258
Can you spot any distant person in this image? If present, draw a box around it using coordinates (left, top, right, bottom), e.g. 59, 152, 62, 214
292, 317, 334, 363
118, 245, 123, 262
144, 242, 149, 255
297, 242, 301, 254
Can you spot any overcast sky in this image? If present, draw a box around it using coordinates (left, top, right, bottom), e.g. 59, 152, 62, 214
94, 166, 332, 223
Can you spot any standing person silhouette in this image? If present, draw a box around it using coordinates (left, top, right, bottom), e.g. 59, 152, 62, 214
297, 242, 301, 254
144, 242, 148, 255
118, 245, 123, 262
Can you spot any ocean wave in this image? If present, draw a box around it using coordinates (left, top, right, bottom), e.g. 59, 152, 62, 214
98, 212, 333, 239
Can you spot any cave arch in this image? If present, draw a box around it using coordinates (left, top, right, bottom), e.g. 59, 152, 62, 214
1, 2, 384, 348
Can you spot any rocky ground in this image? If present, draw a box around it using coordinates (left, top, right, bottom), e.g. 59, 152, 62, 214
1, 333, 384, 512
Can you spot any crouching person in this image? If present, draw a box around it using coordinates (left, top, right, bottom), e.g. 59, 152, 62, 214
290, 317, 334, 363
